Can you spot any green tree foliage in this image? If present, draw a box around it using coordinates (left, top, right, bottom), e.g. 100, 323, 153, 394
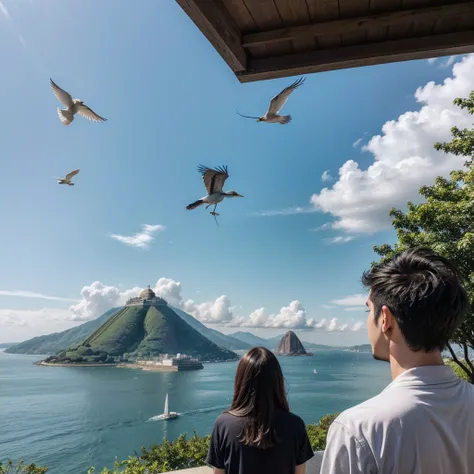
0, 461, 47, 474
306, 412, 340, 451
445, 358, 471, 382
372, 91, 474, 384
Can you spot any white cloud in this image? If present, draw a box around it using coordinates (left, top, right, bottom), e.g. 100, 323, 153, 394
352, 138, 363, 148
324, 235, 356, 244
427, 57, 438, 64
321, 170, 333, 182
69, 282, 123, 321
0, 290, 79, 302
183, 295, 235, 324
0, 1, 11, 21
440, 55, 458, 68
228, 300, 363, 331
310, 54, 474, 233
110, 224, 165, 249
331, 294, 367, 307
0, 307, 78, 343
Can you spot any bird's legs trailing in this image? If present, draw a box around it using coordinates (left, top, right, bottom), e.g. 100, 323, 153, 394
210, 204, 219, 216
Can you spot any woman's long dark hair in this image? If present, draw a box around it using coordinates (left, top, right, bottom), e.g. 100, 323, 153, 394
227, 346, 289, 450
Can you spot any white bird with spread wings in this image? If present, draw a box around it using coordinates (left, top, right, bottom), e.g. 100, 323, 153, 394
55, 169, 80, 186
237, 77, 305, 125
50, 78, 107, 126
186, 165, 244, 216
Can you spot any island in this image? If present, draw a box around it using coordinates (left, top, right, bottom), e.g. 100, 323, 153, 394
38, 286, 238, 367
275, 331, 313, 356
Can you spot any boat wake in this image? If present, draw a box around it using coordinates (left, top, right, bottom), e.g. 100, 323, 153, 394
147, 404, 228, 422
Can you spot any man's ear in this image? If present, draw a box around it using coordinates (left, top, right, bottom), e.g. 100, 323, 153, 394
380, 305, 393, 333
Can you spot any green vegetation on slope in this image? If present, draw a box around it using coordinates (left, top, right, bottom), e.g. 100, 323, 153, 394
46, 304, 237, 363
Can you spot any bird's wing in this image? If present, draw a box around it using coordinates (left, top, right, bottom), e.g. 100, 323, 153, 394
197, 165, 229, 194
50, 78, 74, 107
77, 104, 107, 123
65, 169, 80, 181
267, 77, 305, 115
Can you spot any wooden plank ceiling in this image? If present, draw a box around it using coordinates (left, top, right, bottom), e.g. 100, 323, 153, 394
175, 0, 474, 82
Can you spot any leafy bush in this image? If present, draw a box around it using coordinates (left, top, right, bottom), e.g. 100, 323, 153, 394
0, 460, 47, 473
445, 359, 471, 382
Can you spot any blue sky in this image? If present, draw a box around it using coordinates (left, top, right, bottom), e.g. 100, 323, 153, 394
1, 0, 473, 345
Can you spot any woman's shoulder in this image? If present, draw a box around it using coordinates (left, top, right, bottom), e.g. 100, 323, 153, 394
214, 411, 241, 427
278, 410, 306, 428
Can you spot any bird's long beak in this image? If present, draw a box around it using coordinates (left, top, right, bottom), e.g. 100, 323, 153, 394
237, 194, 244, 197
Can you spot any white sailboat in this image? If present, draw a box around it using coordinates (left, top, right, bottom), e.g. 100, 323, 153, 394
160, 393, 178, 420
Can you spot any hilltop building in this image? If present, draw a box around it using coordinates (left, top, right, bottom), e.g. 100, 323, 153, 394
126, 285, 167, 307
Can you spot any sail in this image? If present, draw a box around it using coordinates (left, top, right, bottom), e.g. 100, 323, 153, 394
164, 393, 169, 416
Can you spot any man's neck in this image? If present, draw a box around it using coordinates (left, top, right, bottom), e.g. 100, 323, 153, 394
389, 348, 444, 380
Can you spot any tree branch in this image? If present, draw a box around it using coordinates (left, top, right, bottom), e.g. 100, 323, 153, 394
462, 341, 474, 374
447, 342, 472, 378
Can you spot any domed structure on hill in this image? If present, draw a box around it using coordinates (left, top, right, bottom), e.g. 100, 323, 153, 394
140, 285, 156, 300
126, 285, 167, 307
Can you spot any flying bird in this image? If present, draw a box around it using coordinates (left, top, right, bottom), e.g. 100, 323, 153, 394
237, 77, 305, 125
186, 165, 243, 217
50, 78, 107, 126
55, 169, 80, 186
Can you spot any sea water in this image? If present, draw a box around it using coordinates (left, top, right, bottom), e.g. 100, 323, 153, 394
0, 350, 391, 473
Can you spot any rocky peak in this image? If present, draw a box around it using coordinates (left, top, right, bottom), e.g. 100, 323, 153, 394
275, 331, 308, 355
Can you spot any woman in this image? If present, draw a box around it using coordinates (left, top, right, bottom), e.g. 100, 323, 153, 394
206, 347, 314, 474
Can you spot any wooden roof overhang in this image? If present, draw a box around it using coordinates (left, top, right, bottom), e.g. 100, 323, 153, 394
175, 0, 474, 82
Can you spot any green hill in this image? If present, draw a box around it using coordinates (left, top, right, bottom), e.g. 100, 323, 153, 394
5, 307, 120, 355
6, 306, 249, 355
45, 304, 237, 363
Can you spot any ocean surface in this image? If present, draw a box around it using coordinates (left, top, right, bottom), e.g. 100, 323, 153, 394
0, 350, 391, 473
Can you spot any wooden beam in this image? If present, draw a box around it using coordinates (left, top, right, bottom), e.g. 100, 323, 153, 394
176, 0, 247, 72
242, 2, 474, 47
237, 30, 474, 82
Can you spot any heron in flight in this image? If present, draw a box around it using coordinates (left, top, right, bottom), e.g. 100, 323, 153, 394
237, 77, 305, 125
55, 169, 80, 186
50, 78, 107, 126
186, 165, 243, 217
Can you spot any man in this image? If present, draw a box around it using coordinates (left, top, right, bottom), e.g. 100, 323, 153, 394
320, 247, 474, 474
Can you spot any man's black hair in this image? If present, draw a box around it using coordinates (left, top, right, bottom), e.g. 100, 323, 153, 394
361, 247, 469, 352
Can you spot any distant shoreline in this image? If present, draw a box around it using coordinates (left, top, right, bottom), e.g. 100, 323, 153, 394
35, 361, 118, 368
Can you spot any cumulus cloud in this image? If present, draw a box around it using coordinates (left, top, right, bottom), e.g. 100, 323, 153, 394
321, 170, 333, 182
110, 224, 165, 249
310, 54, 474, 233
69, 282, 123, 321
352, 137, 363, 148
228, 300, 363, 331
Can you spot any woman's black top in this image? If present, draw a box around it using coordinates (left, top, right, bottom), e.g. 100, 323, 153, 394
206, 410, 314, 474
